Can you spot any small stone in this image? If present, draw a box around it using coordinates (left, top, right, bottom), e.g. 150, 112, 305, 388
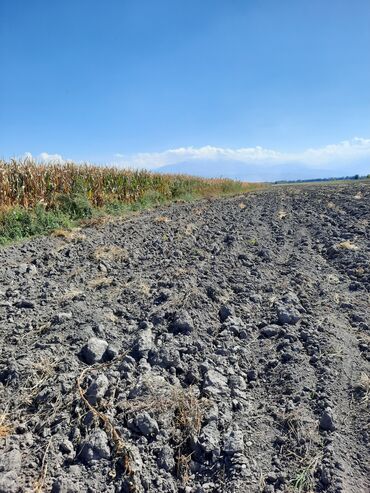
206, 286, 223, 302
223, 428, 244, 455
219, 305, 234, 322
51, 477, 80, 493
52, 312, 72, 324
157, 445, 175, 472
0, 363, 19, 386
27, 264, 38, 275
0, 448, 22, 472
232, 399, 243, 411
281, 351, 293, 363
135, 325, 153, 359
228, 374, 247, 390
98, 263, 107, 273
60, 439, 74, 455
247, 369, 258, 381
105, 344, 119, 361
0, 449, 24, 492
320, 409, 336, 432
149, 347, 181, 369
320, 466, 331, 487
266, 472, 277, 484
14, 299, 35, 309
203, 369, 229, 396
277, 305, 300, 325
17, 263, 28, 274
80, 337, 108, 364
79, 429, 110, 463
199, 422, 220, 454
133, 412, 159, 437
260, 325, 279, 338
204, 403, 219, 423
0, 472, 21, 493
86, 374, 109, 405
239, 329, 249, 340
170, 310, 194, 335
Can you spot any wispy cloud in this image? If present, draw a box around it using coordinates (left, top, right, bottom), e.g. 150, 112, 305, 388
114, 137, 370, 170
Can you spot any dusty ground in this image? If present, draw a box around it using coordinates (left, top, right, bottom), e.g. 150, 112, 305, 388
0, 182, 369, 493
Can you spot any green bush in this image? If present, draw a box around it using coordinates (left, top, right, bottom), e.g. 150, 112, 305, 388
56, 193, 93, 219
0, 205, 71, 245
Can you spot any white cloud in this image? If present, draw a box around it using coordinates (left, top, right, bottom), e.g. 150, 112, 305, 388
300, 138, 370, 166
113, 145, 285, 169
17, 137, 370, 177
21, 152, 69, 164
114, 137, 370, 170
38, 152, 66, 163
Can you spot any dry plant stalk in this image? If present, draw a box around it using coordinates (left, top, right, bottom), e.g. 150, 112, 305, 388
33, 438, 52, 493
175, 389, 204, 441
176, 452, 192, 485
76, 362, 134, 481
0, 159, 257, 211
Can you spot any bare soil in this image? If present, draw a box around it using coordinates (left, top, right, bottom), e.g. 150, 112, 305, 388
0, 182, 369, 493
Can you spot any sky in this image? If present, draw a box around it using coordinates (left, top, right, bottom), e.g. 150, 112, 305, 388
1, 0, 370, 180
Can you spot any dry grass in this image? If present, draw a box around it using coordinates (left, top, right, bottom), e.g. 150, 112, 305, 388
52, 228, 86, 242
60, 288, 84, 301
121, 383, 206, 436
19, 358, 58, 409
337, 241, 359, 251
174, 389, 204, 440
354, 373, 370, 404
92, 245, 128, 261
277, 209, 288, 219
276, 409, 320, 492
176, 452, 192, 485
0, 414, 12, 438
88, 276, 114, 289
80, 215, 114, 227
120, 379, 207, 484
183, 222, 197, 236
77, 364, 134, 475
154, 216, 171, 223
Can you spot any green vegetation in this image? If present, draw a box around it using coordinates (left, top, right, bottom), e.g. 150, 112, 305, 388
0, 159, 264, 245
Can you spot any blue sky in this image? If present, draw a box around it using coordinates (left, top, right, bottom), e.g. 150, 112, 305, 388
1, 0, 370, 179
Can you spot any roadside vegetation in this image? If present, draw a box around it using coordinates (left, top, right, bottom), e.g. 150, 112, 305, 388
0, 159, 264, 244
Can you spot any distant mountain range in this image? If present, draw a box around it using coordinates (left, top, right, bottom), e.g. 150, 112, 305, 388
157, 159, 370, 182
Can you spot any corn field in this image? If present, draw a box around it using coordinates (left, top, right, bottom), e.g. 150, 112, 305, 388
0, 158, 255, 210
